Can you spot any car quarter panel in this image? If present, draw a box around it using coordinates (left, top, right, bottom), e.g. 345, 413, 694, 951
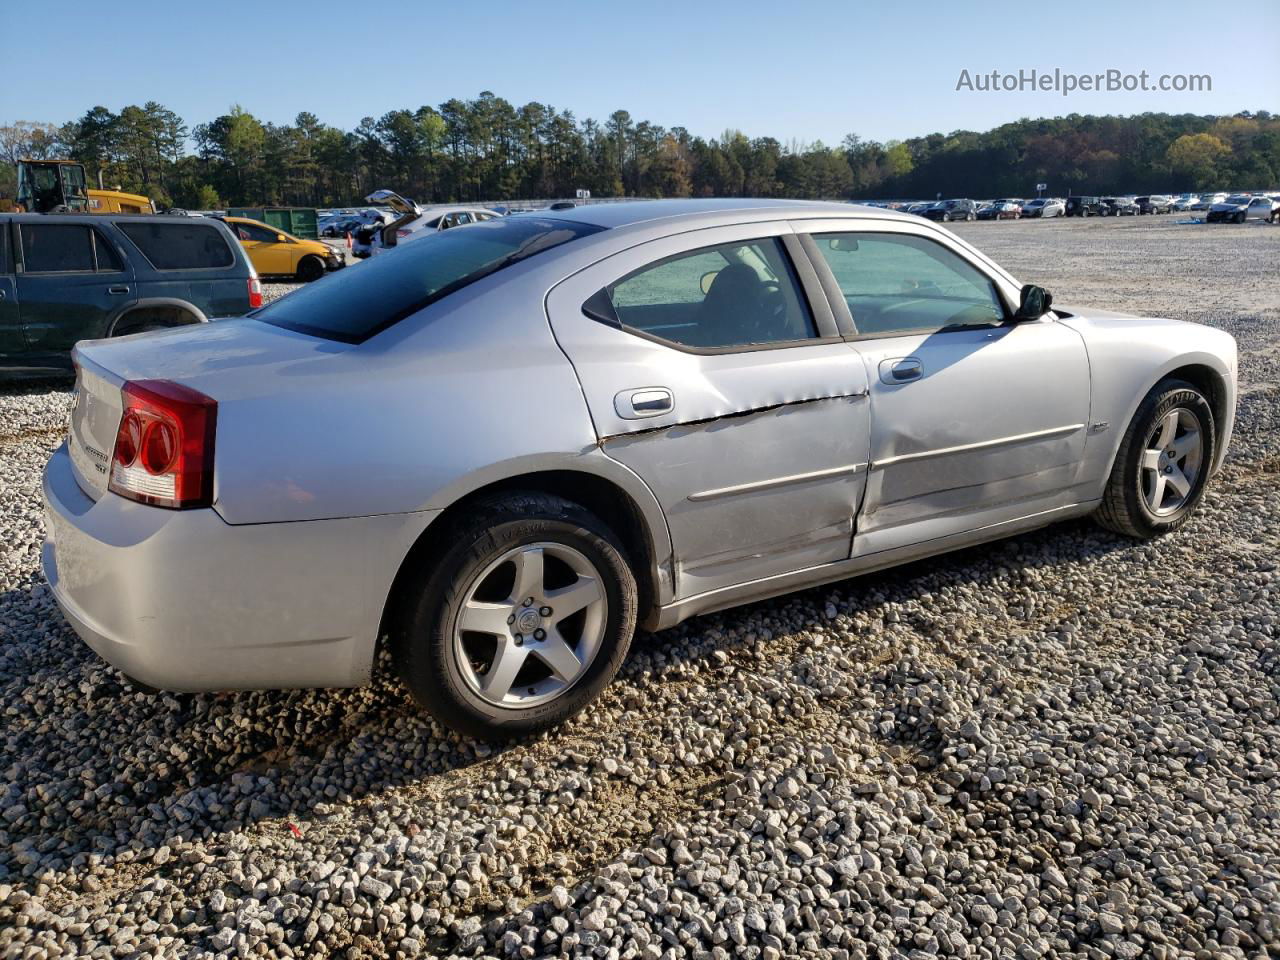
1056, 308, 1238, 491
43, 443, 435, 690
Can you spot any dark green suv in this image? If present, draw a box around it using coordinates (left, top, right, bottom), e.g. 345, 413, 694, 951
0, 214, 260, 376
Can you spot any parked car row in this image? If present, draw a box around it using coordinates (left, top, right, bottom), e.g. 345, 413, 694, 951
877, 191, 1279, 223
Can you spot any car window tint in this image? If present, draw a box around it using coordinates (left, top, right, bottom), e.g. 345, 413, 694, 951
811, 232, 1005, 337
255, 216, 603, 343
93, 229, 123, 271
235, 222, 278, 243
117, 222, 234, 269
0, 222, 9, 272
21, 224, 96, 273
605, 238, 816, 350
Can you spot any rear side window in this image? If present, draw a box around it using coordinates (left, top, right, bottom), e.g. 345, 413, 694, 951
117, 221, 234, 269
255, 216, 603, 343
599, 238, 815, 350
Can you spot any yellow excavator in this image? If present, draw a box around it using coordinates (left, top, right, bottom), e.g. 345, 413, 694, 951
0, 159, 155, 214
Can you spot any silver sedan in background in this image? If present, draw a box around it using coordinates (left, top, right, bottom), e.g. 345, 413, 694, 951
44, 200, 1237, 738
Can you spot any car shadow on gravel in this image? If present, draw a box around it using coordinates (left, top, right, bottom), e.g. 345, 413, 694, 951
0, 376, 74, 397
0, 514, 1169, 891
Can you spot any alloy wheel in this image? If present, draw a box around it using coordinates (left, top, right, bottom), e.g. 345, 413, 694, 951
1140, 407, 1203, 516
453, 542, 607, 708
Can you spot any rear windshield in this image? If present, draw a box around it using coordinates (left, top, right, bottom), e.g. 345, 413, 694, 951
255, 216, 602, 343
117, 221, 235, 269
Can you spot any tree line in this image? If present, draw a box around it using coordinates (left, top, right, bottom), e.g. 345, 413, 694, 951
2, 96, 1277, 211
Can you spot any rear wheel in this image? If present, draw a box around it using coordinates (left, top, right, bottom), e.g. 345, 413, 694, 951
393, 493, 638, 739
296, 256, 326, 283
1096, 380, 1216, 539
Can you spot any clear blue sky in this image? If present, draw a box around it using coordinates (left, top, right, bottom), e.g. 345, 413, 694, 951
3, 0, 1276, 143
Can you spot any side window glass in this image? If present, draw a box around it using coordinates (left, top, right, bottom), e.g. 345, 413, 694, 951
93, 230, 123, 272
810, 232, 1005, 337
20, 223, 95, 273
602, 238, 816, 350
241, 223, 277, 243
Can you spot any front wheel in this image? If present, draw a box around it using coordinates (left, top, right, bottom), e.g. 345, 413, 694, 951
1096, 380, 1216, 539
393, 493, 638, 739
296, 256, 326, 283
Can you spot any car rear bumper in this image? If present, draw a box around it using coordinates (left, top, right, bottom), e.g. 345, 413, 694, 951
42, 443, 436, 692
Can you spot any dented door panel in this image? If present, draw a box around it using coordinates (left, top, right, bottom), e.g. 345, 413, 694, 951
851, 321, 1092, 554
545, 221, 871, 600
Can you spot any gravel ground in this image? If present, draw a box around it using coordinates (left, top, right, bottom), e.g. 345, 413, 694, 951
1, 216, 1278, 960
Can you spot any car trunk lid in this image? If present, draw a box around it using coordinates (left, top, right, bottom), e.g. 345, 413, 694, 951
67, 353, 126, 501
67, 318, 353, 501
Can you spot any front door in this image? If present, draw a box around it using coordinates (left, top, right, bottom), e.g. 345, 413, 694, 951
233, 221, 294, 276
546, 223, 871, 600
16, 221, 134, 357
801, 224, 1091, 556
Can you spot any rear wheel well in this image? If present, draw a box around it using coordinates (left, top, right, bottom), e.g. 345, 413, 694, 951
111, 305, 201, 336
376, 471, 660, 667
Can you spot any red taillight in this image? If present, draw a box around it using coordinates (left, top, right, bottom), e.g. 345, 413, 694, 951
108, 380, 216, 509
248, 277, 263, 309
396, 228, 411, 238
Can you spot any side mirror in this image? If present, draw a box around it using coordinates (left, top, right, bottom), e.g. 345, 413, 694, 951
276, 234, 288, 244
1013, 283, 1052, 321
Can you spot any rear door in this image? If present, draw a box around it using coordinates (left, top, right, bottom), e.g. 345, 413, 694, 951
16, 221, 134, 355
0, 219, 25, 360
546, 221, 871, 601
799, 219, 1091, 556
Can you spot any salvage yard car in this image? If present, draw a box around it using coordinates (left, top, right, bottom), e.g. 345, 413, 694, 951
351, 189, 500, 258
42, 199, 1237, 738
1206, 194, 1276, 223
1019, 198, 1064, 218
921, 198, 977, 221
220, 216, 345, 281
1, 213, 260, 375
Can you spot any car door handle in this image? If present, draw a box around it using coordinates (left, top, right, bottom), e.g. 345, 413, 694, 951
615, 387, 673, 419
879, 356, 923, 384
107, 286, 130, 295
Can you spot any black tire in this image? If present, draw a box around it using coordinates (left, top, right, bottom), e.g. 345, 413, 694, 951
1234, 212, 1245, 224
1095, 379, 1216, 539
392, 492, 638, 739
296, 256, 326, 283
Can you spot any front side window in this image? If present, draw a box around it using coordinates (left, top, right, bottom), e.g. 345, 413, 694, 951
600, 238, 816, 350
811, 232, 1006, 337
235, 222, 280, 243
256, 216, 603, 343
118, 222, 234, 269
21, 223, 95, 273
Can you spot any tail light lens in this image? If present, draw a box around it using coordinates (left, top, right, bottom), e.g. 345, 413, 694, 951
248, 277, 263, 309
108, 380, 216, 509
396, 228, 411, 239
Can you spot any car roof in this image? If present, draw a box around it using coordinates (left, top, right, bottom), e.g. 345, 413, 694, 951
527, 198, 915, 230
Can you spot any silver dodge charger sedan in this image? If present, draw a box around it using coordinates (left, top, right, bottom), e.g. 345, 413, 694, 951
43, 199, 1237, 738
